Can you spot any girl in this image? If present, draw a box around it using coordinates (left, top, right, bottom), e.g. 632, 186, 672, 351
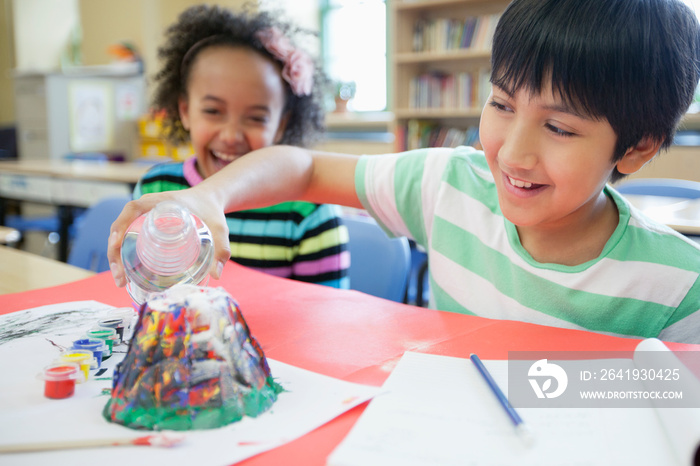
134, 5, 349, 288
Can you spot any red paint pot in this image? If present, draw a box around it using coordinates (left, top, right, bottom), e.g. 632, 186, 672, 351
41, 363, 80, 399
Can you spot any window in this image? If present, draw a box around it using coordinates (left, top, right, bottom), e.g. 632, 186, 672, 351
684, 0, 700, 15
320, 0, 387, 112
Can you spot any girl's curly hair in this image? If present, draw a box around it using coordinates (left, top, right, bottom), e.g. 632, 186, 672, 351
151, 4, 328, 148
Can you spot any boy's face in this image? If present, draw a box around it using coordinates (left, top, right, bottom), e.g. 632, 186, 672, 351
479, 83, 618, 235
179, 45, 288, 179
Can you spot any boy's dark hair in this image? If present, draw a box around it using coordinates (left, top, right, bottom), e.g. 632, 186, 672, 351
151, 4, 328, 148
491, 0, 700, 182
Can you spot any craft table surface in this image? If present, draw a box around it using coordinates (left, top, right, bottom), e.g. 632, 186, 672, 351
1, 261, 698, 466
0, 245, 94, 294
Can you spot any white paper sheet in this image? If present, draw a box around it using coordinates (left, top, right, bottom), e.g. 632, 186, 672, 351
0, 301, 379, 466
328, 351, 686, 466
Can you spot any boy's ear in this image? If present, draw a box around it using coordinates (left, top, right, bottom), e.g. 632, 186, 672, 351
616, 137, 663, 175
178, 97, 190, 130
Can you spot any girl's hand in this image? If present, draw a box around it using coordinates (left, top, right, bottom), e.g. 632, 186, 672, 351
107, 188, 231, 287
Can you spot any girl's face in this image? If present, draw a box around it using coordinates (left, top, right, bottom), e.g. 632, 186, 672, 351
479, 83, 620, 240
179, 45, 288, 179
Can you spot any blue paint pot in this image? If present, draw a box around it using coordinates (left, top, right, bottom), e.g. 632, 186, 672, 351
72, 338, 106, 369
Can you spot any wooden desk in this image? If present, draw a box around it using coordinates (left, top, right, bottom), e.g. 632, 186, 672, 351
0, 159, 151, 261
0, 262, 697, 465
0, 160, 150, 208
0, 245, 94, 294
624, 194, 700, 236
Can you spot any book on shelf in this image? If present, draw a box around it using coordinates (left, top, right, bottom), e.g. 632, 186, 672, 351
397, 119, 480, 151
408, 69, 489, 111
412, 14, 501, 53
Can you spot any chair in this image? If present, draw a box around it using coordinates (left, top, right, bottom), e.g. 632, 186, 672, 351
3, 207, 61, 243
615, 177, 700, 244
343, 215, 411, 302
0, 225, 20, 246
3, 204, 68, 259
614, 178, 700, 199
3, 155, 109, 259
67, 196, 131, 272
405, 242, 430, 307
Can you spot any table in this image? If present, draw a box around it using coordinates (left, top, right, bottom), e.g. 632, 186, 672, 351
625, 194, 700, 236
0, 159, 150, 261
0, 245, 94, 294
1, 262, 698, 465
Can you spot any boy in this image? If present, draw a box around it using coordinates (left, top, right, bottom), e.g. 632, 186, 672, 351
109, 0, 700, 343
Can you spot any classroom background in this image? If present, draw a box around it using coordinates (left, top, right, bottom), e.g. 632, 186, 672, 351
1, 0, 699, 263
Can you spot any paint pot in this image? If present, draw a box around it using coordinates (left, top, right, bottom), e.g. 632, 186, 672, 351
58, 349, 93, 382
86, 327, 117, 358
98, 318, 124, 343
107, 307, 138, 342
40, 363, 80, 399
72, 338, 106, 369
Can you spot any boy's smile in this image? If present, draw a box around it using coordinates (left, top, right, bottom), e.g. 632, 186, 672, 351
502, 174, 546, 198
479, 83, 621, 264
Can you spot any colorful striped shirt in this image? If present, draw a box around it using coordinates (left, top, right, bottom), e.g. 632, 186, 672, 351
356, 146, 700, 343
134, 158, 350, 288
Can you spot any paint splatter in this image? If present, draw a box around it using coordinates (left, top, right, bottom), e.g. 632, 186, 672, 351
0, 301, 114, 346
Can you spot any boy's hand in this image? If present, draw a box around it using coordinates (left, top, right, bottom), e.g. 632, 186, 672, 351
107, 190, 231, 288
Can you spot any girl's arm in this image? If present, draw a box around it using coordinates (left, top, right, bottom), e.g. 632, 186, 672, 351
107, 145, 361, 287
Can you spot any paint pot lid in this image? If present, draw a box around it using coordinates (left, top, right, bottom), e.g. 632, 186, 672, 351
39, 362, 80, 381
59, 349, 94, 362
98, 318, 123, 328
86, 327, 117, 338
72, 338, 107, 351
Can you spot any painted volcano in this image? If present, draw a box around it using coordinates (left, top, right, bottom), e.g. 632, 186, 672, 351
103, 284, 281, 430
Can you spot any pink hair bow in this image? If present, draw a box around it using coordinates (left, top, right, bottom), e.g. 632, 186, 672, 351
256, 27, 314, 97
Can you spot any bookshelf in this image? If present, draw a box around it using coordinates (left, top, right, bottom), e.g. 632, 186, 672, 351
389, 0, 510, 151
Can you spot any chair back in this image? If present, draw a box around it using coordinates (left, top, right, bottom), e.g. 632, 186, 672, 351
407, 244, 430, 307
344, 215, 411, 302
614, 178, 700, 199
67, 196, 131, 272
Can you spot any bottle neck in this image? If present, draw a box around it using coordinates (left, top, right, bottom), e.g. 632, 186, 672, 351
135, 202, 201, 276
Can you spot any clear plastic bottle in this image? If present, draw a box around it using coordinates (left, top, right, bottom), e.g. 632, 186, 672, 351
121, 201, 214, 305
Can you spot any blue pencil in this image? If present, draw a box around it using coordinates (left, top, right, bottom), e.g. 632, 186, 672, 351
470, 353, 534, 446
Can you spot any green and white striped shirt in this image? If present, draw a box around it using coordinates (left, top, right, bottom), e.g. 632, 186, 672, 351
356, 146, 700, 343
